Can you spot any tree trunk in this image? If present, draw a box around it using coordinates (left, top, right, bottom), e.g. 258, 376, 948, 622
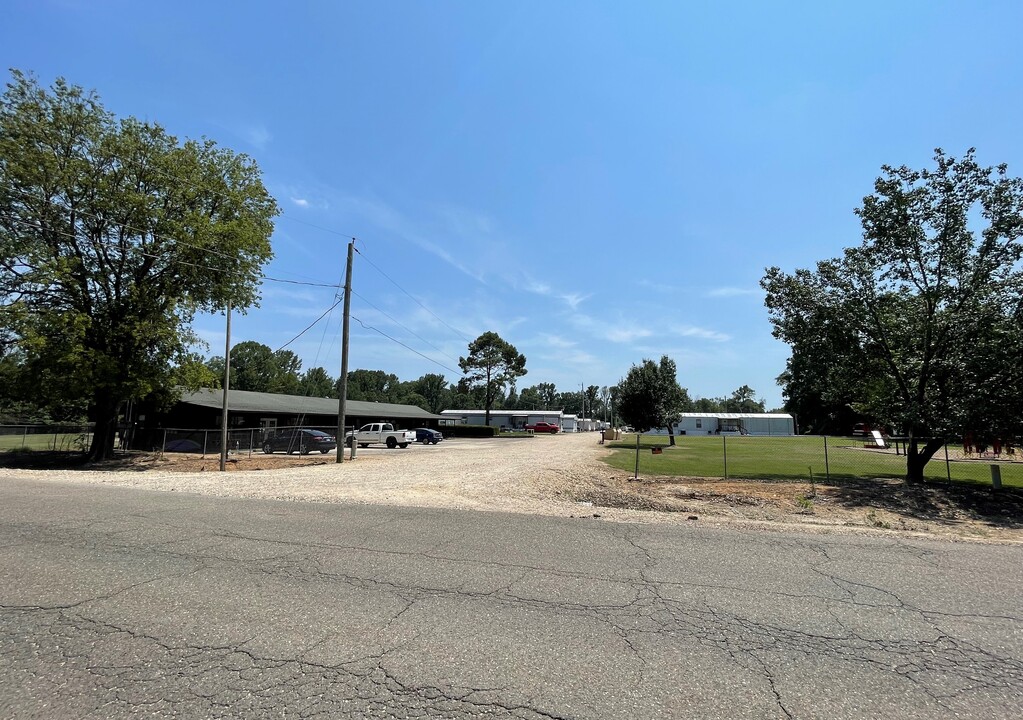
905, 436, 945, 484
665, 425, 676, 446
87, 394, 120, 462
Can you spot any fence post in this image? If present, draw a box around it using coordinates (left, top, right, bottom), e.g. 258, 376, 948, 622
22, 425, 27, 450
249, 429, 254, 458
202, 430, 208, 458
824, 435, 830, 482
723, 434, 728, 479
945, 442, 951, 485
162, 429, 167, 456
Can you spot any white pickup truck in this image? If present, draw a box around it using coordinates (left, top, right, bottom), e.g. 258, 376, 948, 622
346, 423, 416, 449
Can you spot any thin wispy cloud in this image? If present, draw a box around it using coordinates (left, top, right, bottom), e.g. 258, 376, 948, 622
638, 279, 681, 294
670, 324, 731, 342
434, 204, 495, 237
559, 292, 590, 310
605, 326, 654, 343
243, 125, 272, 149
290, 197, 310, 208
538, 333, 576, 349
341, 195, 487, 283
708, 286, 759, 298
525, 280, 552, 295
520, 276, 588, 309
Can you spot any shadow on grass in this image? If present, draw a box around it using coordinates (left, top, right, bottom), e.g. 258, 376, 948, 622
606, 440, 680, 450
0, 449, 154, 472
789, 475, 1023, 529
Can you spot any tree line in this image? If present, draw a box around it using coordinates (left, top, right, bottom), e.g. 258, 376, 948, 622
187, 338, 766, 422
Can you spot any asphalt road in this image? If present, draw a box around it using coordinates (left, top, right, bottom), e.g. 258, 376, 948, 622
1, 479, 1021, 719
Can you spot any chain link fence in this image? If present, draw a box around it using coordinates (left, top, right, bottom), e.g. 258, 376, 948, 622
635, 434, 1023, 488
0, 424, 95, 453
158, 425, 346, 457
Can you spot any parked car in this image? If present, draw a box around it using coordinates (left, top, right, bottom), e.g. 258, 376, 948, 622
413, 428, 444, 444
345, 423, 416, 449
525, 421, 560, 434
262, 429, 337, 455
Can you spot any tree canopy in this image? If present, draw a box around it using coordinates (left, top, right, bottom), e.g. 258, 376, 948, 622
458, 331, 527, 426
0, 71, 279, 459
616, 356, 690, 444
762, 149, 1023, 482
211, 341, 302, 395
299, 367, 335, 398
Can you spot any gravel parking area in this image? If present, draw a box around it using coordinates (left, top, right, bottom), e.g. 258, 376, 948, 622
0, 433, 615, 518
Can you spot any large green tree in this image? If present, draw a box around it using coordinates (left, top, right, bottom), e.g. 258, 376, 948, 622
535, 382, 558, 409
514, 384, 543, 411
343, 369, 402, 402
409, 373, 451, 414
616, 355, 690, 445
727, 385, 765, 413
0, 71, 278, 459
298, 366, 335, 398
584, 385, 600, 419
762, 149, 1023, 482
211, 341, 301, 394
458, 331, 527, 426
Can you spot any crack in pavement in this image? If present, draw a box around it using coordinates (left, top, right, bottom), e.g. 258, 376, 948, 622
1, 607, 572, 719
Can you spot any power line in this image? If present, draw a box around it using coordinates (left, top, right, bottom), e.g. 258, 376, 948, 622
353, 246, 473, 343
275, 294, 344, 353
351, 315, 462, 376
350, 289, 462, 367
276, 213, 361, 241
3, 215, 341, 289
22, 149, 364, 241
7, 185, 474, 353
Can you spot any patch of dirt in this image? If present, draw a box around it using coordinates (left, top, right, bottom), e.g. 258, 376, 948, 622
0, 450, 338, 473
568, 472, 1023, 540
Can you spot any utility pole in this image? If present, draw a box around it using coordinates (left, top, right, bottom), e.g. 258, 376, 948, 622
336, 239, 355, 463
219, 301, 231, 472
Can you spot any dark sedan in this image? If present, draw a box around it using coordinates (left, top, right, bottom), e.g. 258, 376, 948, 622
413, 428, 444, 445
262, 429, 337, 455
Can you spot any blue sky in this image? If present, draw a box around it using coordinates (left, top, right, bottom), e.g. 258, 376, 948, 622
4, 1, 1022, 409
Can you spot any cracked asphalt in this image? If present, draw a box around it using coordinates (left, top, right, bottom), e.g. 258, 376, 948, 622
1, 478, 1021, 719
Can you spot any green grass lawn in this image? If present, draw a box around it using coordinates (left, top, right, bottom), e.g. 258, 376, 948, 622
0, 432, 90, 452
602, 434, 1023, 488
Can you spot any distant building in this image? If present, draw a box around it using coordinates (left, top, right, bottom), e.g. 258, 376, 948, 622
646, 413, 795, 436
131, 388, 443, 449
439, 409, 564, 431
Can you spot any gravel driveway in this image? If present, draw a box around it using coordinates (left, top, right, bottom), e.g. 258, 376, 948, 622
0, 433, 613, 518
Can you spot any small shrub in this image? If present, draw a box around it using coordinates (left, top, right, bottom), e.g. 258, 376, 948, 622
440, 424, 498, 438
865, 509, 891, 529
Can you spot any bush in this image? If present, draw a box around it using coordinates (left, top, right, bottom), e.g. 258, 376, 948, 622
441, 424, 498, 438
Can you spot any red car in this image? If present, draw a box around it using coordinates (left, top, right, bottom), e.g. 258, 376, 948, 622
525, 422, 560, 434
